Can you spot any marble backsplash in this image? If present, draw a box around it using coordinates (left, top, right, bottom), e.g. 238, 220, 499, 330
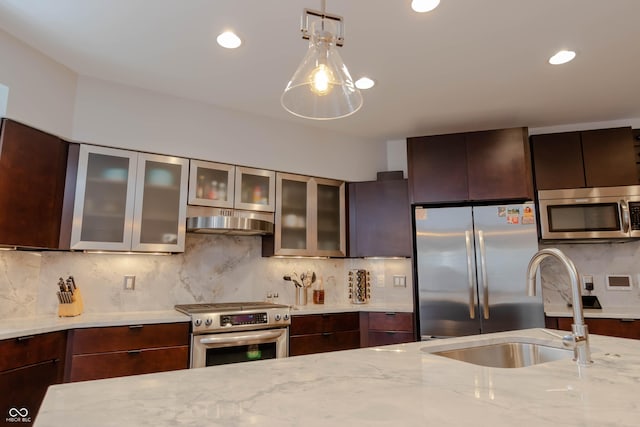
539, 241, 640, 309
0, 234, 413, 319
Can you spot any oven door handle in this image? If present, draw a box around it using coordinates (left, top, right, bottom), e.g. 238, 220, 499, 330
198, 329, 284, 346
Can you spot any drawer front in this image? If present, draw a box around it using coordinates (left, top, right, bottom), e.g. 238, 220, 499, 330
290, 313, 359, 335
557, 317, 640, 340
289, 330, 360, 356
0, 331, 66, 372
71, 322, 190, 354
69, 345, 189, 382
368, 312, 414, 332
367, 331, 415, 347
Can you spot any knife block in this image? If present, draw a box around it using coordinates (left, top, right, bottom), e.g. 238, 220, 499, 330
58, 288, 84, 317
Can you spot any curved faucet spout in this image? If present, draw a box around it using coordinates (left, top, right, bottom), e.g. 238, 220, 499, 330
526, 248, 591, 366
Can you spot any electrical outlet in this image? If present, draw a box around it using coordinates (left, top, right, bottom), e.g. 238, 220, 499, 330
393, 275, 407, 288
582, 275, 594, 292
123, 275, 136, 290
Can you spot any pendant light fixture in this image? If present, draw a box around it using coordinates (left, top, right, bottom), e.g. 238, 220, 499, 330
281, 1, 362, 120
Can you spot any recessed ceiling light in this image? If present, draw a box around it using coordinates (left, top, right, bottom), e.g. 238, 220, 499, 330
411, 0, 440, 13
217, 31, 242, 49
548, 50, 576, 65
355, 77, 375, 90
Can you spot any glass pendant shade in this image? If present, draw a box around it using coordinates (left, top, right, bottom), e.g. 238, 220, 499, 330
281, 19, 363, 120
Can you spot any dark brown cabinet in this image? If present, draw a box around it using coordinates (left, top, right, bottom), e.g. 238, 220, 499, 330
0, 119, 71, 249
407, 127, 533, 204
546, 316, 640, 340
531, 127, 638, 190
348, 172, 412, 257
66, 323, 190, 382
0, 331, 66, 426
289, 313, 360, 356
360, 312, 415, 347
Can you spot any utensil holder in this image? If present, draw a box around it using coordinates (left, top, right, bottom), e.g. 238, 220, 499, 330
58, 288, 84, 317
295, 287, 308, 306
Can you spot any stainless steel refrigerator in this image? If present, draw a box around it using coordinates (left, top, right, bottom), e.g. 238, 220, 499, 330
414, 202, 544, 339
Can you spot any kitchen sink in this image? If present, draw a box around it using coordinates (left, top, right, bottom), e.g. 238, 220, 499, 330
424, 341, 573, 368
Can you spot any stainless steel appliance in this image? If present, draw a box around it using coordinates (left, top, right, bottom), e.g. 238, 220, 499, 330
175, 302, 290, 368
538, 185, 640, 242
414, 202, 544, 339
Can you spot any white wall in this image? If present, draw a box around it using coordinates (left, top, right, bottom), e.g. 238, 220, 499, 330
0, 29, 77, 136
71, 76, 388, 182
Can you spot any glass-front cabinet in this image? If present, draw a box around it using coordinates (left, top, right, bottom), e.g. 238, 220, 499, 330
70, 145, 188, 252
268, 172, 345, 257
234, 166, 275, 212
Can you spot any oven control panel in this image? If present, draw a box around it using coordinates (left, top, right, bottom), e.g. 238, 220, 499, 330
220, 312, 268, 327
190, 308, 291, 334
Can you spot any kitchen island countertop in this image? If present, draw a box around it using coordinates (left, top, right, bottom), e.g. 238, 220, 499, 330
35, 328, 640, 426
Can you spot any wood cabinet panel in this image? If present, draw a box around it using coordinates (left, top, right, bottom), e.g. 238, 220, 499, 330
70, 323, 189, 354
581, 127, 637, 187
530, 132, 585, 190
554, 317, 640, 340
348, 178, 412, 257
368, 312, 414, 332
362, 312, 415, 347
0, 331, 66, 372
367, 331, 415, 347
69, 345, 189, 382
290, 313, 359, 335
289, 331, 360, 356
0, 119, 69, 248
407, 133, 468, 203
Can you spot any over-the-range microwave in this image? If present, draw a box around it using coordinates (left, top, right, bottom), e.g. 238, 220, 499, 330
538, 185, 640, 242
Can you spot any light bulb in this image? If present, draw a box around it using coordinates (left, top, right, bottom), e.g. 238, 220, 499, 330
309, 64, 333, 95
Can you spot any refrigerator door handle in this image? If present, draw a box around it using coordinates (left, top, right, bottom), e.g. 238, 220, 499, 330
465, 230, 476, 319
478, 230, 489, 319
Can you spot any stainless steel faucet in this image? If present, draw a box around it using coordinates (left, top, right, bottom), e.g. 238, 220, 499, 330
526, 248, 592, 366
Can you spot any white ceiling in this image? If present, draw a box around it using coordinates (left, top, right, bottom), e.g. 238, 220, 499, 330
1, 0, 640, 142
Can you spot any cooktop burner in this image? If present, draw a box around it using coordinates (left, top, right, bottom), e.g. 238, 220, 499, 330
174, 302, 289, 314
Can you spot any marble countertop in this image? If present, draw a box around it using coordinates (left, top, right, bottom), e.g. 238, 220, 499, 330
35, 328, 640, 426
0, 311, 190, 340
545, 305, 640, 319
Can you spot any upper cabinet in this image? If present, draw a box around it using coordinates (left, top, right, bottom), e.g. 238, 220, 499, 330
69, 145, 189, 252
407, 127, 533, 204
530, 127, 638, 190
348, 172, 412, 258
263, 172, 345, 257
188, 160, 275, 212
0, 119, 70, 249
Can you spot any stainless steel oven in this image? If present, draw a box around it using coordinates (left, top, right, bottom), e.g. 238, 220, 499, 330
538, 185, 640, 242
175, 302, 290, 369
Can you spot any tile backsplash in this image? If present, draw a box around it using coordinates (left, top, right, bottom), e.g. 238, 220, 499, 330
0, 234, 413, 319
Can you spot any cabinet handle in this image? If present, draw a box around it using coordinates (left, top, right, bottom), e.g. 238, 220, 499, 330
385, 331, 397, 335
127, 349, 142, 355
384, 312, 397, 316
17, 335, 34, 342
128, 325, 144, 329
322, 332, 334, 337
620, 319, 638, 322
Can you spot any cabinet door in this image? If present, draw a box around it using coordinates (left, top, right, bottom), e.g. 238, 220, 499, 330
530, 132, 585, 190
314, 177, 346, 257
70, 145, 137, 251
234, 166, 275, 212
132, 153, 189, 252
581, 127, 637, 187
0, 119, 68, 248
188, 159, 235, 208
407, 133, 468, 203
348, 179, 411, 257
466, 128, 533, 201
274, 173, 312, 256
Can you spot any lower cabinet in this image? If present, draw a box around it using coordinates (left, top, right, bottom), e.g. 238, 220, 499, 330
360, 312, 415, 347
66, 323, 190, 382
289, 313, 360, 356
0, 331, 67, 426
546, 316, 640, 340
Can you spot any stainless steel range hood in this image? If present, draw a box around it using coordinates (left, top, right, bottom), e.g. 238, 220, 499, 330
186, 206, 274, 236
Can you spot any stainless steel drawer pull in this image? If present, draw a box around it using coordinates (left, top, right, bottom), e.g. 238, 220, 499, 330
128, 325, 144, 329
17, 335, 34, 342
127, 349, 142, 355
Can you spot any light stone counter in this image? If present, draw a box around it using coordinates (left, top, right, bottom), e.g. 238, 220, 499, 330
0, 311, 190, 340
35, 329, 640, 426
291, 303, 413, 315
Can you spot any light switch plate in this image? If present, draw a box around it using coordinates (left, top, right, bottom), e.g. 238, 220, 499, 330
124, 275, 136, 290
393, 275, 407, 288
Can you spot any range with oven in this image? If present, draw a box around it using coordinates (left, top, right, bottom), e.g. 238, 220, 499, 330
175, 302, 291, 368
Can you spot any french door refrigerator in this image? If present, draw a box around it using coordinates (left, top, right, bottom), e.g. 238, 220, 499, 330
414, 202, 544, 339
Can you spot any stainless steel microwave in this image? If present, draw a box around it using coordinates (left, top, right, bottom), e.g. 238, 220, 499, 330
538, 185, 640, 241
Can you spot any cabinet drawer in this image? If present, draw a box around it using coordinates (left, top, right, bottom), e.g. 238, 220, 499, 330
367, 331, 415, 347
70, 323, 190, 354
0, 331, 66, 372
290, 313, 359, 335
289, 331, 360, 356
69, 345, 189, 382
368, 312, 414, 332
556, 317, 640, 340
